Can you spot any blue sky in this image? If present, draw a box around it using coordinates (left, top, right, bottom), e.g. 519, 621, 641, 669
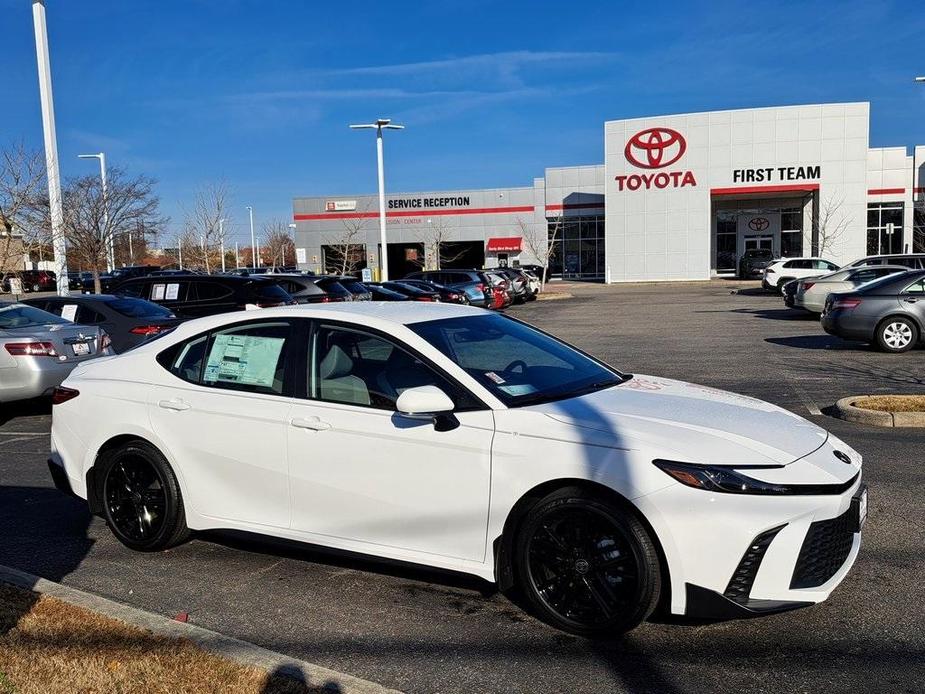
3, 0, 924, 246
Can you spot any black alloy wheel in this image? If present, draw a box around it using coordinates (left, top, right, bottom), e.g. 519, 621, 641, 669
514, 487, 660, 636
100, 441, 191, 551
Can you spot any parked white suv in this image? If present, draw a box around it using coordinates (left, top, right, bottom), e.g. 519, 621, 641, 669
762, 257, 839, 291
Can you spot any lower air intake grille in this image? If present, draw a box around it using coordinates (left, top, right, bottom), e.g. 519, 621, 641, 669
790, 509, 855, 589
724, 525, 785, 603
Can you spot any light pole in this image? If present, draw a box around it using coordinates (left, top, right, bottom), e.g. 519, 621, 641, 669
177, 235, 183, 270
78, 152, 112, 272
235, 242, 240, 269
246, 206, 257, 268
349, 118, 403, 281
31, 0, 69, 296
219, 218, 226, 273
288, 223, 297, 268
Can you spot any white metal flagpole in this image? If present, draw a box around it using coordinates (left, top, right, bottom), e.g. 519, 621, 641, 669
31, 1, 69, 296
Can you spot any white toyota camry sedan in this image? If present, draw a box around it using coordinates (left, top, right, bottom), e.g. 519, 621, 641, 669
47, 302, 866, 635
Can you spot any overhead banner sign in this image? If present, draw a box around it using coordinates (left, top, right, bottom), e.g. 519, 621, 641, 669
325, 200, 357, 212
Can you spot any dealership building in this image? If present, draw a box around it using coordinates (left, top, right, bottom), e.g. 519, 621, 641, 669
292, 102, 925, 282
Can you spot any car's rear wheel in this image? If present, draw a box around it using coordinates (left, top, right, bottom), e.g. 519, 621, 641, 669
99, 440, 191, 551
513, 487, 661, 636
875, 317, 918, 353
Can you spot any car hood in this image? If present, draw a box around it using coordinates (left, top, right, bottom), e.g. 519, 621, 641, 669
530, 375, 828, 465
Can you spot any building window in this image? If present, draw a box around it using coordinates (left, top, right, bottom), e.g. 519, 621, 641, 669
867, 202, 904, 255
715, 210, 736, 271
914, 203, 925, 253
780, 207, 803, 257
547, 215, 603, 279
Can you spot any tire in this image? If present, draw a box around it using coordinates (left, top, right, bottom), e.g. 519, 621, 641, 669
875, 316, 918, 353
512, 486, 661, 636
97, 440, 191, 551
32, 283, 41, 292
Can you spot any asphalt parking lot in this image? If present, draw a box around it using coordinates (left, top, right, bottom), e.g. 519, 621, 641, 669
1, 282, 923, 694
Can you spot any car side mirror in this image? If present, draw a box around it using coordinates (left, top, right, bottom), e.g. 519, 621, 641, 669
396, 385, 459, 431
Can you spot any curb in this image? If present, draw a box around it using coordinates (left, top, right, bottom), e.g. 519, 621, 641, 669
0, 564, 400, 694
832, 396, 925, 428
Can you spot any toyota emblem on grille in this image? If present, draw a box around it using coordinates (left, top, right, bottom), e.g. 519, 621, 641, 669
748, 217, 770, 231
833, 450, 852, 465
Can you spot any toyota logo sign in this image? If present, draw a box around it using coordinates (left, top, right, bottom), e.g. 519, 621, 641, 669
748, 217, 770, 231
624, 127, 687, 169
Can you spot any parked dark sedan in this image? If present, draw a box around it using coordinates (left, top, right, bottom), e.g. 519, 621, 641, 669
24, 294, 182, 353
394, 279, 467, 303
334, 276, 372, 301
367, 281, 440, 302
366, 284, 411, 301
81, 265, 160, 293
113, 274, 295, 318
267, 274, 352, 304
821, 270, 925, 352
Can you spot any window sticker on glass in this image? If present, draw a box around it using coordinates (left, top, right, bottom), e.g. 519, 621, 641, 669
484, 371, 506, 384
61, 304, 78, 322
498, 384, 538, 396
165, 283, 180, 300
151, 283, 166, 300
204, 334, 284, 388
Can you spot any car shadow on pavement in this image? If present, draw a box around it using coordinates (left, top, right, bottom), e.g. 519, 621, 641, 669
721, 308, 819, 321
0, 485, 94, 639
0, 397, 51, 426
765, 335, 857, 350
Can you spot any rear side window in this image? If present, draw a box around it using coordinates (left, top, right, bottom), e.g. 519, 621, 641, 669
76, 306, 106, 324
117, 281, 145, 298
905, 279, 925, 294
106, 298, 173, 318
188, 281, 232, 301
253, 282, 292, 301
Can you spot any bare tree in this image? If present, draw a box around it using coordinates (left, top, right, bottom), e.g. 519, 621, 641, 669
183, 182, 232, 274
323, 206, 369, 275
813, 194, 852, 257
60, 167, 165, 292
416, 218, 467, 270
0, 143, 49, 275
517, 215, 563, 291
263, 219, 295, 270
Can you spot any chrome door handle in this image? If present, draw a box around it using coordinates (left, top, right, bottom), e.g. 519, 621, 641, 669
903, 297, 918, 303
290, 416, 332, 431
157, 398, 190, 411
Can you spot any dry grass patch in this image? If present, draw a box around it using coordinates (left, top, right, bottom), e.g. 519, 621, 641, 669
853, 395, 925, 413
0, 584, 322, 694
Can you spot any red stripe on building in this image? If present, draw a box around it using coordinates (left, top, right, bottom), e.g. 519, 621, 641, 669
710, 184, 820, 196
294, 205, 534, 221
867, 188, 906, 195
545, 202, 605, 211
910, 187, 923, 194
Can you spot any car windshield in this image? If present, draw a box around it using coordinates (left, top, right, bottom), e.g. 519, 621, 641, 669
410, 314, 624, 407
0, 304, 70, 329
105, 297, 174, 318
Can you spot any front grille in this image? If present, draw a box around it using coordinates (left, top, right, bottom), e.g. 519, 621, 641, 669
724, 525, 785, 603
790, 509, 855, 589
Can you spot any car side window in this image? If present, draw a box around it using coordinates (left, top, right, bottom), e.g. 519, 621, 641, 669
76, 306, 105, 324
823, 261, 838, 270
118, 282, 145, 298
853, 270, 878, 284
309, 325, 477, 411
904, 279, 925, 294
201, 321, 293, 395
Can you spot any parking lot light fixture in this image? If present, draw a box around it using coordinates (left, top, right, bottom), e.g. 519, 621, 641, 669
32, 0, 69, 296
350, 118, 404, 281
246, 206, 257, 268
78, 153, 112, 272
915, 76, 925, 82
219, 218, 226, 273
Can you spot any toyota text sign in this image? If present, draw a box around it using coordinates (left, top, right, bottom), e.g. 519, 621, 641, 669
615, 127, 697, 191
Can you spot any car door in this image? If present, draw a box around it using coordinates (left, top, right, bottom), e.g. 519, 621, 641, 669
898, 277, 925, 325
147, 318, 296, 528
286, 321, 494, 562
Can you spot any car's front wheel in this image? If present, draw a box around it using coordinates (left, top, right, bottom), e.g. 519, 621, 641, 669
875, 316, 918, 353
513, 487, 661, 636
99, 440, 191, 551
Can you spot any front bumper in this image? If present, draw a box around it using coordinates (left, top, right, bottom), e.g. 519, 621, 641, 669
635, 448, 865, 619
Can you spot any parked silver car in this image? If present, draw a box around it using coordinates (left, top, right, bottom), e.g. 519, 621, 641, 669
794, 265, 909, 313
0, 302, 113, 403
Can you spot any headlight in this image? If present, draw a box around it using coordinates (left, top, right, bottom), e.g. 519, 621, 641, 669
653, 459, 794, 495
